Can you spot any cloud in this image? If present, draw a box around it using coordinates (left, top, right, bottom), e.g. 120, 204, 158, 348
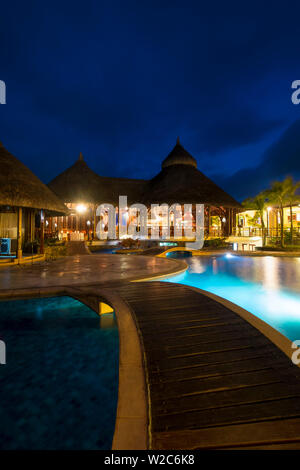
216, 119, 300, 200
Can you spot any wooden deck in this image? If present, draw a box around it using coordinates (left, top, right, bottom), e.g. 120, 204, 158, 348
115, 281, 300, 449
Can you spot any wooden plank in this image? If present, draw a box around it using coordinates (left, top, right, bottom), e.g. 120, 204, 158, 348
152, 417, 300, 449
149, 355, 288, 384
152, 396, 300, 432
114, 281, 300, 449
150, 369, 288, 401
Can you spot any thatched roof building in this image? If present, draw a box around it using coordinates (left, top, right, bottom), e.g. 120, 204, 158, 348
47, 140, 240, 209
100, 176, 147, 205
142, 139, 241, 208
48, 152, 148, 205
0, 142, 67, 214
48, 152, 109, 204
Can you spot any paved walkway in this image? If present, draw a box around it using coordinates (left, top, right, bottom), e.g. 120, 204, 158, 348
0, 254, 185, 292
1, 254, 300, 449
66, 241, 91, 256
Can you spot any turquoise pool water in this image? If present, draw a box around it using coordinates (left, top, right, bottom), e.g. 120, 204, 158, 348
0, 296, 119, 450
164, 254, 300, 342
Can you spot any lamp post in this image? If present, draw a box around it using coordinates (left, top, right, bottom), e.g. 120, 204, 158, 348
76, 204, 87, 238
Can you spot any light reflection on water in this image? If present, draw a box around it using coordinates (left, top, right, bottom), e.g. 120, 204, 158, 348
164, 255, 300, 342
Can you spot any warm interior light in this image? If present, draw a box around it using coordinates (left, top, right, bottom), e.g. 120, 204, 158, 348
76, 204, 87, 214
267, 207, 272, 211
87, 220, 91, 225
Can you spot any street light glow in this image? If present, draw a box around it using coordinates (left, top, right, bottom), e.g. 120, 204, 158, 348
76, 204, 87, 214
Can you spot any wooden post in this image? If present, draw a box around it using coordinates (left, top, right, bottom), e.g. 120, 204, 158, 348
30, 210, 35, 242
40, 211, 44, 254
17, 207, 22, 260
232, 209, 237, 235
224, 208, 230, 236
229, 208, 233, 235
228, 209, 231, 235
93, 205, 96, 240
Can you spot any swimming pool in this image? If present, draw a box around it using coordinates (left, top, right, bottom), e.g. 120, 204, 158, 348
0, 296, 119, 449
164, 254, 300, 342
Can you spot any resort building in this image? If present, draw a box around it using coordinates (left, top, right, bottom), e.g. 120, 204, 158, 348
0, 142, 67, 259
228, 205, 300, 250
47, 151, 146, 241
47, 138, 241, 242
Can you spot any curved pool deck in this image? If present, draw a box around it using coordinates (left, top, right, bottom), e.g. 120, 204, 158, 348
1, 254, 300, 450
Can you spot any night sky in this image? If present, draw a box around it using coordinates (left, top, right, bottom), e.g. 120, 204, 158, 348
1, 1, 300, 201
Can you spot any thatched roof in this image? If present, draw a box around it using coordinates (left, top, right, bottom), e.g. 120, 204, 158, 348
48, 141, 240, 209
48, 152, 148, 205
0, 142, 68, 214
48, 153, 108, 203
162, 137, 197, 169
100, 176, 148, 205
142, 140, 241, 208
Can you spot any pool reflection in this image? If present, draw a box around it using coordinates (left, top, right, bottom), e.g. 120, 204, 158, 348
164, 255, 300, 342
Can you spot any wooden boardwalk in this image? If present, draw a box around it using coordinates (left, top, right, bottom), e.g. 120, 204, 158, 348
115, 281, 300, 449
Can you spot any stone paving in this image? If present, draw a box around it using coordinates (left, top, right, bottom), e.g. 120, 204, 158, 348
0, 254, 186, 292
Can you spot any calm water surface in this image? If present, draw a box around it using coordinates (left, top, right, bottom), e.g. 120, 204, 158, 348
0, 296, 119, 449
165, 254, 300, 341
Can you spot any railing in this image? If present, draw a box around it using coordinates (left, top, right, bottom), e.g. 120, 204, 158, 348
232, 227, 263, 237
232, 227, 300, 243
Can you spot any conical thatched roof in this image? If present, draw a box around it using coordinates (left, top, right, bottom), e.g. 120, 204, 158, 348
142, 140, 241, 208
162, 137, 197, 169
48, 153, 148, 205
0, 142, 68, 214
48, 153, 110, 203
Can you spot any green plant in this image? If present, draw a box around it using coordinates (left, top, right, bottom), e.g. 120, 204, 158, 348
266, 177, 300, 247
45, 236, 59, 246
204, 237, 227, 248
121, 238, 138, 249
45, 244, 67, 260
242, 191, 269, 246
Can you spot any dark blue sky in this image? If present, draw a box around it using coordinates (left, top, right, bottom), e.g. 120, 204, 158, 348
1, 0, 300, 200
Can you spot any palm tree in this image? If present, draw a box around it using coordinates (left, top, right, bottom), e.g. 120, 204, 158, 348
266, 177, 300, 247
281, 177, 300, 245
242, 191, 269, 246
